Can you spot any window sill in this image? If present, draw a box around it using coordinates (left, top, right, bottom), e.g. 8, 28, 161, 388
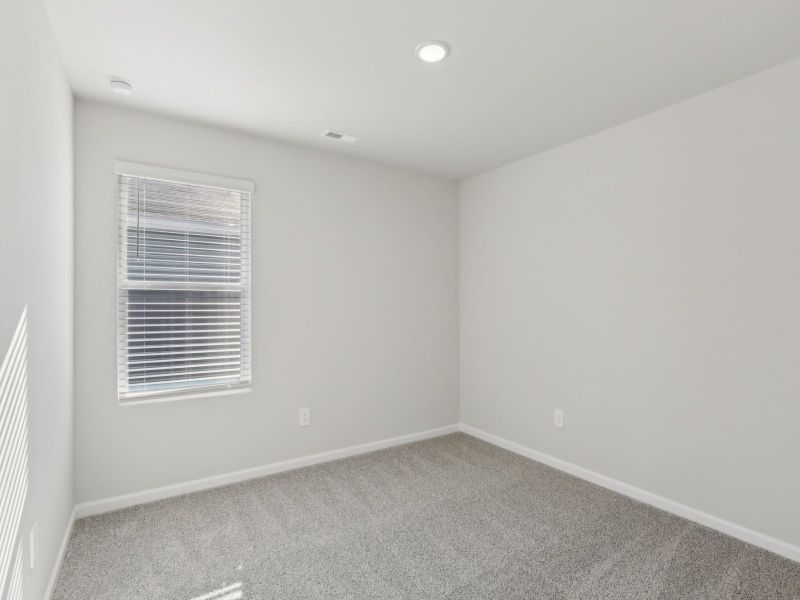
118, 385, 251, 407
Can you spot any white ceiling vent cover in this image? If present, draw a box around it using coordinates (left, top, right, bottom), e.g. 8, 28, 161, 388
321, 129, 361, 143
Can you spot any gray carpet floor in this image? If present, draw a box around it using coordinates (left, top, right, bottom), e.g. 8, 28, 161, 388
54, 433, 800, 599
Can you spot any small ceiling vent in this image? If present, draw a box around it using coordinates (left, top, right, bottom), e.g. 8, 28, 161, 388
321, 129, 360, 143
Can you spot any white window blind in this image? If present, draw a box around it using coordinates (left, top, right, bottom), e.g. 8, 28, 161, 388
116, 162, 252, 403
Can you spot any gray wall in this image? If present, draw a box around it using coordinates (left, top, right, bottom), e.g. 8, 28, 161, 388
460, 58, 800, 547
0, 0, 74, 597
74, 102, 459, 503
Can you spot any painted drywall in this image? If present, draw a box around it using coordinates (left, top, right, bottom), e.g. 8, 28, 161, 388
0, 0, 74, 598
74, 102, 459, 503
460, 58, 800, 548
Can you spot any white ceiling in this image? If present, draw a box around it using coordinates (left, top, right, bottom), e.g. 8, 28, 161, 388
44, 0, 800, 179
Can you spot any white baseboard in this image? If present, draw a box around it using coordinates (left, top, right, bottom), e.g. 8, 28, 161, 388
459, 423, 800, 564
45, 506, 76, 600
75, 424, 459, 519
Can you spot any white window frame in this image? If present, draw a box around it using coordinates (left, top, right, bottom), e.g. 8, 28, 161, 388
115, 161, 253, 405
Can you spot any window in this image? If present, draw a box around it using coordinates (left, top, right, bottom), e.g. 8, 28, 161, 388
116, 162, 252, 403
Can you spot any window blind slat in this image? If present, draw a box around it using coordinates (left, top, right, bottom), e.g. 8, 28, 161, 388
128, 355, 240, 365
117, 172, 251, 402
121, 341, 243, 353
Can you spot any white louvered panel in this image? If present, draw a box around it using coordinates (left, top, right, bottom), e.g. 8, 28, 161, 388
116, 165, 251, 402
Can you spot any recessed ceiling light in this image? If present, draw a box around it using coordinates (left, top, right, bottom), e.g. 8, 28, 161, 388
416, 41, 449, 63
109, 78, 133, 96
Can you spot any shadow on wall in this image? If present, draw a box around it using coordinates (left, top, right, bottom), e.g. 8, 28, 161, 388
0, 307, 29, 600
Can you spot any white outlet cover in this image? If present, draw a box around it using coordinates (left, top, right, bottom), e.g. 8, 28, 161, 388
554, 409, 564, 429
298, 407, 311, 427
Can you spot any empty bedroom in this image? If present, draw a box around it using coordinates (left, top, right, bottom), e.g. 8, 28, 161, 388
1, 0, 799, 598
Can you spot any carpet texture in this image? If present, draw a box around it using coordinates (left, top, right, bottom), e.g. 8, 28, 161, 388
54, 433, 800, 599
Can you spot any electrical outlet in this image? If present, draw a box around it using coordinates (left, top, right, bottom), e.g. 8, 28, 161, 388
30, 522, 39, 569
554, 409, 564, 429
298, 407, 311, 427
